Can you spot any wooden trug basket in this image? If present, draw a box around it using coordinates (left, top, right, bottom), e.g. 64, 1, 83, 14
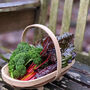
1, 24, 75, 89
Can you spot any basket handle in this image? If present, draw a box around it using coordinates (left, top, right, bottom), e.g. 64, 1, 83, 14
21, 24, 62, 80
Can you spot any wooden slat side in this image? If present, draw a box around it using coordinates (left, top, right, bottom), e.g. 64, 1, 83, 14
89, 0, 90, 55
61, 0, 73, 35
48, 0, 59, 34
89, 51, 90, 57
88, 0, 90, 56
0, 0, 40, 12
74, 0, 89, 51
38, 0, 49, 25
76, 52, 90, 66
0, 9, 35, 33
34, 0, 49, 40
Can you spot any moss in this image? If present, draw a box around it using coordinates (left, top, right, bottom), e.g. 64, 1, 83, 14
75, 52, 90, 66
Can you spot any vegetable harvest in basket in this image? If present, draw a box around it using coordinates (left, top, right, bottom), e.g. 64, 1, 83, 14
8, 33, 76, 81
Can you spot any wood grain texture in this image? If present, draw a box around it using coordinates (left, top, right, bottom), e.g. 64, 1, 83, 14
0, 9, 35, 33
48, 0, 59, 34
89, 51, 90, 58
38, 0, 49, 25
74, 0, 89, 51
35, 0, 49, 40
61, 0, 73, 35
76, 52, 90, 66
0, 0, 40, 12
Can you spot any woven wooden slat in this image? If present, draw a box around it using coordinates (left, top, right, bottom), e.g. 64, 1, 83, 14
61, 0, 73, 35
74, 0, 89, 51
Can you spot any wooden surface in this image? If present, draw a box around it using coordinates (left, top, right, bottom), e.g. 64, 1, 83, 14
38, 0, 49, 25
0, 0, 40, 12
74, 0, 89, 51
61, 0, 73, 35
0, 60, 90, 90
0, 9, 35, 33
34, 0, 49, 40
48, 0, 59, 34
0, 0, 41, 33
76, 52, 90, 66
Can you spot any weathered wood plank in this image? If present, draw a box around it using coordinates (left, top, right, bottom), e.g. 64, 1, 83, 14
65, 61, 90, 88
61, 0, 73, 35
76, 52, 90, 66
0, 9, 35, 33
0, 0, 40, 12
34, 0, 49, 40
74, 0, 89, 51
52, 61, 90, 89
48, 0, 59, 34
38, 0, 49, 25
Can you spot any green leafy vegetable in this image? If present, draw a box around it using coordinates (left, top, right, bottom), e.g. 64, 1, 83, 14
8, 42, 43, 78
10, 42, 31, 60
28, 48, 42, 65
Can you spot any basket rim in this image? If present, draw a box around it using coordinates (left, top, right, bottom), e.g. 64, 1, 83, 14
1, 24, 75, 87
21, 24, 62, 79
1, 60, 75, 87
1, 64, 56, 82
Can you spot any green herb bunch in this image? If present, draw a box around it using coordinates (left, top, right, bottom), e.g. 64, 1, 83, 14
8, 42, 42, 78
